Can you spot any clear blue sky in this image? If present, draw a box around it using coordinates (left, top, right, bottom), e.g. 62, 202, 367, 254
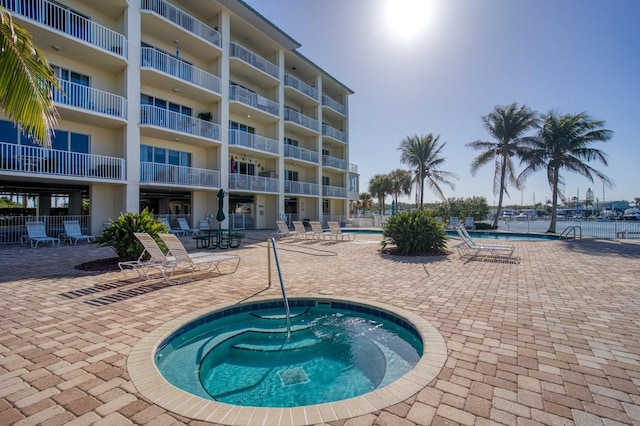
248, 0, 640, 207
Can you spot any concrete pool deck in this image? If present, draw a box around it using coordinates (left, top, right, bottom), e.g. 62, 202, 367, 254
1, 231, 639, 425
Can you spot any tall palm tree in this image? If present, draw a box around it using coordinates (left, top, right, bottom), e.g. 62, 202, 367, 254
388, 169, 412, 209
0, 8, 59, 146
368, 174, 392, 215
356, 192, 373, 215
398, 133, 457, 209
467, 103, 539, 228
518, 111, 613, 233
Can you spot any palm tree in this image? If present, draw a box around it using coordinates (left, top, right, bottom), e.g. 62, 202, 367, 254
518, 111, 613, 233
368, 174, 392, 215
355, 192, 373, 215
467, 102, 539, 228
0, 8, 59, 145
388, 169, 412, 209
398, 134, 457, 209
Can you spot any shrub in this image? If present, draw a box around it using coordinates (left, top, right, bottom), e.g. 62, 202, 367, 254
382, 210, 447, 255
96, 208, 168, 260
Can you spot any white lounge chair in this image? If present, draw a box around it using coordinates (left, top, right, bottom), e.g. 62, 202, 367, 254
273, 220, 296, 239
327, 221, 355, 241
454, 225, 515, 261
447, 217, 459, 229
292, 221, 313, 239
199, 220, 210, 232
177, 217, 199, 236
24, 221, 60, 247
63, 220, 96, 245
159, 233, 240, 282
309, 221, 330, 240
159, 218, 185, 236
464, 217, 476, 230
118, 233, 176, 281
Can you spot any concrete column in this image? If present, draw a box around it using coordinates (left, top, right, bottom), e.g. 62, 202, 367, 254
123, 4, 141, 213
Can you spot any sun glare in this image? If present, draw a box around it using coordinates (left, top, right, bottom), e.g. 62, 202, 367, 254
385, 0, 433, 41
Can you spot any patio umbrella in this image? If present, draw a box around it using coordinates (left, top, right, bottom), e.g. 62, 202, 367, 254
391, 200, 396, 216
216, 188, 225, 228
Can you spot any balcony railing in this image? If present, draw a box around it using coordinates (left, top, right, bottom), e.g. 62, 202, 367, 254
229, 85, 279, 117
285, 180, 320, 196
322, 155, 348, 171
54, 80, 127, 119
140, 105, 221, 140
229, 130, 278, 154
284, 109, 319, 132
140, 0, 221, 47
322, 95, 347, 116
140, 162, 220, 188
284, 144, 319, 164
323, 185, 347, 198
229, 174, 279, 193
284, 74, 318, 100
349, 163, 358, 174
1, 0, 127, 57
0, 141, 125, 180
141, 47, 221, 94
322, 124, 347, 143
229, 42, 278, 79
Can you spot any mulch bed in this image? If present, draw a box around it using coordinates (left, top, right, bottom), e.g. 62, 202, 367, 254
75, 257, 121, 272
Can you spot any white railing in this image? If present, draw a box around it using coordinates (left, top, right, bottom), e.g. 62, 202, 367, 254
284, 144, 319, 163
229, 85, 279, 116
284, 74, 318, 100
349, 163, 358, 173
228, 130, 279, 154
229, 174, 279, 193
140, 105, 221, 140
284, 108, 319, 132
285, 180, 320, 196
0, 215, 91, 245
229, 213, 254, 230
322, 124, 347, 143
229, 42, 278, 78
322, 155, 348, 170
322, 95, 347, 116
1, 0, 127, 57
141, 47, 221, 94
0, 141, 125, 179
54, 80, 127, 119
140, 162, 220, 188
140, 0, 221, 47
323, 185, 347, 198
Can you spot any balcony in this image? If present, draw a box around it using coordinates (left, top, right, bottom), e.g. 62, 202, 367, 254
54, 80, 127, 128
322, 95, 347, 116
285, 180, 320, 196
229, 130, 279, 155
229, 174, 279, 193
284, 145, 319, 164
322, 124, 347, 144
141, 47, 222, 102
140, 0, 221, 60
2, 0, 127, 71
140, 105, 221, 145
229, 85, 279, 120
0, 142, 125, 181
284, 108, 319, 134
140, 162, 220, 188
323, 185, 347, 198
284, 74, 319, 104
229, 42, 279, 85
322, 155, 348, 171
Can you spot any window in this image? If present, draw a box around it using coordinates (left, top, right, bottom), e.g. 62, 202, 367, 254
285, 170, 299, 181
52, 66, 90, 107
141, 145, 191, 166
284, 137, 299, 146
322, 176, 330, 186
140, 94, 191, 115
233, 161, 255, 175
322, 149, 330, 156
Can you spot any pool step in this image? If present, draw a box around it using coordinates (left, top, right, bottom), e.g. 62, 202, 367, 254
250, 308, 308, 320
231, 335, 322, 352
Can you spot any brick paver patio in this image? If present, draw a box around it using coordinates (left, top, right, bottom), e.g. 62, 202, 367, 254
1, 231, 639, 425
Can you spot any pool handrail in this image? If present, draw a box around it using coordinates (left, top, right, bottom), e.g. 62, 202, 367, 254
267, 237, 291, 338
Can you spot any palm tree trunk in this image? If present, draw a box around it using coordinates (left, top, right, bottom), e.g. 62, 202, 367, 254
548, 168, 559, 233
492, 158, 508, 229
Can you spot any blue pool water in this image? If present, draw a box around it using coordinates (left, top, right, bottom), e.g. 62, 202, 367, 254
155, 300, 423, 407
345, 228, 559, 241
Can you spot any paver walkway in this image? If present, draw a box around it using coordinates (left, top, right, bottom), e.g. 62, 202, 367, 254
1, 232, 639, 425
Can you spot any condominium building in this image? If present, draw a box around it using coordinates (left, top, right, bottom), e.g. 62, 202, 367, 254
0, 0, 358, 235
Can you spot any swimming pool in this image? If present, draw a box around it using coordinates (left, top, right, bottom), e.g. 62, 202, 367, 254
345, 228, 560, 241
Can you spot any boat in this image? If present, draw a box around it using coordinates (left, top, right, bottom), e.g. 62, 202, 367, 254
622, 208, 640, 220
514, 213, 529, 221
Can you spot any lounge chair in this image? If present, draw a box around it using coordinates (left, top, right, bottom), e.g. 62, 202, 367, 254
177, 217, 199, 236
447, 217, 459, 229
63, 220, 96, 245
159, 218, 185, 236
273, 220, 296, 239
292, 221, 313, 239
24, 221, 60, 247
327, 221, 355, 241
199, 220, 210, 232
309, 221, 330, 239
454, 225, 515, 261
118, 233, 177, 281
159, 233, 240, 282
464, 217, 476, 230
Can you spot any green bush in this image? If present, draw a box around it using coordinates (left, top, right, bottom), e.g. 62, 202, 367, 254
382, 210, 447, 255
96, 208, 168, 260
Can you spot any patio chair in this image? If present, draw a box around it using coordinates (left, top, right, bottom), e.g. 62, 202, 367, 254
118, 233, 177, 281
447, 217, 459, 229
177, 217, 199, 236
464, 217, 476, 230
273, 220, 296, 239
24, 221, 60, 248
309, 221, 331, 240
327, 221, 355, 241
292, 221, 313, 239
454, 225, 515, 261
63, 220, 96, 245
159, 217, 185, 236
199, 220, 210, 232
159, 233, 240, 282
